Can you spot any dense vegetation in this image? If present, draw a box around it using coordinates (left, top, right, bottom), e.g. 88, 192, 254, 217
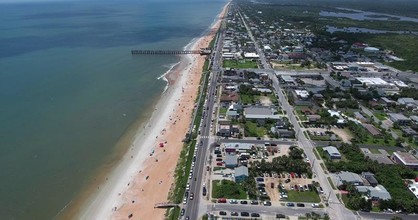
324, 143, 418, 212
212, 180, 247, 199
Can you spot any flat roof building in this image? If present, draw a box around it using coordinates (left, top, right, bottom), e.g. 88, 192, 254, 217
335, 171, 364, 186
243, 107, 282, 120
392, 152, 418, 170
323, 146, 342, 159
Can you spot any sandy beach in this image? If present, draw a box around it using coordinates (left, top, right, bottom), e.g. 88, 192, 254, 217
78, 3, 229, 220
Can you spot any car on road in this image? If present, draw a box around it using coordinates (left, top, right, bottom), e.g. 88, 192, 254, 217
312, 203, 320, 208
185, 216, 189, 220
319, 187, 324, 194
231, 212, 239, 216
250, 200, 259, 205
189, 192, 194, 200
251, 213, 260, 217
180, 208, 185, 216
219, 211, 227, 216
240, 200, 248, 204
296, 203, 305, 207
286, 202, 295, 207
183, 198, 187, 204
241, 212, 249, 217
263, 201, 271, 206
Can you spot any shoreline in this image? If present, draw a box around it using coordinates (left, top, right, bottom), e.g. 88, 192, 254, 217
75, 3, 229, 220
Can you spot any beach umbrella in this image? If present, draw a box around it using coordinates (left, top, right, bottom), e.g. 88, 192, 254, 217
159, 143, 164, 148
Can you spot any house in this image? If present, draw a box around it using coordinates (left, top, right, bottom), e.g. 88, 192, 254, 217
397, 98, 416, 106
220, 91, 240, 103
276, 129, 295, 138
335, 171, 364, 186
356, 185, 391, 201
354, 112, 368, 123
401, 126, 418, 136
307, 115, 321, 123
323, 146, 342, 159
388, 113, 411, 125
243, 107, 281, 121
362, 124, 382, 137
380, 97, 396, 107
361, 172, 378, 187
217, 124, 232, 137
234, 166, 249, 183
225, 154, 238, 168
392, 152, 418, 170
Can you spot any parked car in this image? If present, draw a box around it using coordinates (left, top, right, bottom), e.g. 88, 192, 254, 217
217, 198, 227, 203
286, 202, 295, 207
240, 200, 248, 204
231, 212, 239, 216
251, 213, 260, 217
241, 212, 249, 217
263, 201, 272, 206
181, 208, 185, 216
285, 178, 291, 183
297, 203, 305, 207
250, 200, 259, 205
229, 199, 238, 204
219, 211, 227, 216
276, 213, 286, 218
312, 203, 320, 208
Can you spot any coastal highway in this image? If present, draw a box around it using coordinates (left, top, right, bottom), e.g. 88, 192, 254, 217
183, 11, 226, 220
236, 7, 358, 220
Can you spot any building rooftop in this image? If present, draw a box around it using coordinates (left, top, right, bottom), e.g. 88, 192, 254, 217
356, 77, 389, 86
225, 154, 238, 165
393, 152, 418, 166
243, 107, 281, 120
323, 146, 341, 157
362, 124, 381, 136
235, 166, 249, 177
388, 113, 410, 121
336, 171, 363, 185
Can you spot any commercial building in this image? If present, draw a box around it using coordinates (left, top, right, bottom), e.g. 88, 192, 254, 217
243, 107, 282, 120
225, 154, 238, 168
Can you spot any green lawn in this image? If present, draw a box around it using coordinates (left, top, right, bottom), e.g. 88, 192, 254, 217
212, 180, 247, 199
223, 59, 258, 68
362, 136, 397, 146
373, 112, 387, 120
244, 121, 267, 137
287, 190, 321, 203
219, 107, 227, 115
327, 177, 336, 190
369, 148, 382, 154
313, 148, 321, 160
240, 94, 260, 105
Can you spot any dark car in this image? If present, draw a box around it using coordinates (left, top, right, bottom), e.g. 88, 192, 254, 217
263, 201, 272, 206
276, 213, 286, 218
231, 212, 239, 216
296, 203, 305, 207
251, 213, 260, 217
219, 211, 227, 216
250, 200, 259, 205
181, 208, 185, 216
284, 178, 291, 183
241, 212, 250, 217
240, 200, 248, 204
286, 202, 295, 207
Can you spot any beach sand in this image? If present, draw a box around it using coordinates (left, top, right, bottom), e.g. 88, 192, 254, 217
78, 3, 229, 220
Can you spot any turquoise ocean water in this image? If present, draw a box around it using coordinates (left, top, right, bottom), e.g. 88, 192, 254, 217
0, 0, 226, 219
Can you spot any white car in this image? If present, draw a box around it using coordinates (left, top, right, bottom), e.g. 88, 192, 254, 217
312, 203, 319, 208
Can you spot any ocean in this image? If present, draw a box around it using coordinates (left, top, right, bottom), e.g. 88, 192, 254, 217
0, 0, 227, 219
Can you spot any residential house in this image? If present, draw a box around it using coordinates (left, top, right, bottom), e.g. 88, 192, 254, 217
362, 124, 382, 137
356, 185, 392, 201
335, 171, 364, 187
392, 152, 418, 170
323, 146, 342, 159
388, 113, 411, 125
276, 129, 295, 138
361, 172, 378, 187
307, 115, 321, 123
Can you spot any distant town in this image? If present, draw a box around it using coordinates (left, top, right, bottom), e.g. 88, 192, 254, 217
175, 1, 418, 220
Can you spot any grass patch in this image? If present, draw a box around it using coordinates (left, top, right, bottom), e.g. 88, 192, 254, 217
373, 112, 387, 120
369, 148, 382, 154
240, 94, 260, 105
213, 167, 226, 171
223, 59, 258, 68
244, 121, 267, 137
320, 163, 328, 174
219, 107, 227, 115
287, 190, 321, 203
167, 207, 180, 220
327, 177, 336, 190
313, 147, 321, 160
212, 180, 247, 199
